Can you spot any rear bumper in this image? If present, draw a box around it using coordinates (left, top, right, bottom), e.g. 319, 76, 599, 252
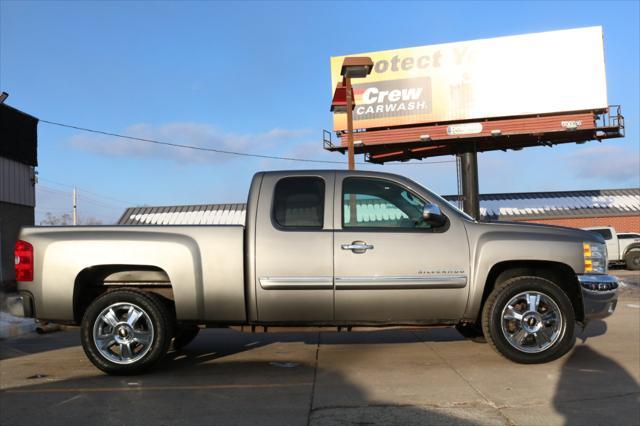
578, 274, 619, 320
5, 292, 35, 318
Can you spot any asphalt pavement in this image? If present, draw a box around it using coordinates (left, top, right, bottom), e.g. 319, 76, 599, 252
1, 273, 638, 426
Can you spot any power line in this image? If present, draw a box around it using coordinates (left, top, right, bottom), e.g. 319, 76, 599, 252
37, 185, 72, 197
38, 184, 121, 207
77, 195, 128, 210
34, 206, 72, 213
38, 184, 129, 211
39, 119, 456, 166
38, 178, 135, 205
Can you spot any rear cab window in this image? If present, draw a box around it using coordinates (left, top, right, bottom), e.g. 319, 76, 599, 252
272, 177, 325, 229
590, 229, 613, 240
618, 233, 640, 239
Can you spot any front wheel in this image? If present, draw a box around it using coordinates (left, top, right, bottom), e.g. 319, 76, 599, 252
482, 276, 575, 364
81, 289, 173, 375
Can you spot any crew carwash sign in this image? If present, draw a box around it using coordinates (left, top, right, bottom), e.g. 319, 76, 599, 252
330, 26, 608, 132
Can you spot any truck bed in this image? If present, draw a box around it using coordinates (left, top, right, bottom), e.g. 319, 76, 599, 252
18, 225, 246, 322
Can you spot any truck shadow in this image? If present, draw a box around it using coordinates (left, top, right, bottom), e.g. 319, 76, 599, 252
0, 328, 80, 360
2, 323, 638, 425
554, 320, 640, 425
0, 326, 465, 361
0, 332, 496, 426
161, 326, 465, 369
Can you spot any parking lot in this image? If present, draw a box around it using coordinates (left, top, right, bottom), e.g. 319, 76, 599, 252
1, 272, 638, 426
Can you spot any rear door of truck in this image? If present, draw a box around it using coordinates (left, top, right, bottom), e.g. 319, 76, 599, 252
253, 172, 335, 322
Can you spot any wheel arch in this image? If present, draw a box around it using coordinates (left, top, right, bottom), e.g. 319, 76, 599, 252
73, 264, 175, 323
623, 243, 640, 257
480, 260, 584, 323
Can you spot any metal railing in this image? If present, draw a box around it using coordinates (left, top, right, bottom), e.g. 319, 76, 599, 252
322, 129, 336, 150
596, 105, 625, 137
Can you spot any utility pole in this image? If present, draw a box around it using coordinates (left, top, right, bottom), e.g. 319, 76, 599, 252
73, 187, 77, 225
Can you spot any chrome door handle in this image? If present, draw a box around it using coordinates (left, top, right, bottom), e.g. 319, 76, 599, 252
341, 242, 374, 252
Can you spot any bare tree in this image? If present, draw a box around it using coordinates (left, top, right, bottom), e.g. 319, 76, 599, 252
40, 212, 72, 226
81, 217, 104, 225
39, 212, 104, 226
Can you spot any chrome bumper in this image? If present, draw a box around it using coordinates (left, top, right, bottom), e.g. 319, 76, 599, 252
5, 292, 34, 318
578, 274, 619, 320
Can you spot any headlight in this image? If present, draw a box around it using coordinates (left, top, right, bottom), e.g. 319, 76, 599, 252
583, 242, 607, 274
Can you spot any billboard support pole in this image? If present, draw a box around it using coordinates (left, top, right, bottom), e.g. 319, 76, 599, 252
345, 76, 358, 223
345, 76, 355, 171
460, 146, 480, 220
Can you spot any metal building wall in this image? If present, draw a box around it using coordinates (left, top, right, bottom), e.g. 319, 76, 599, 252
0, 156, 35, 207
0, 202, 34, 286
0, 156, 36, 290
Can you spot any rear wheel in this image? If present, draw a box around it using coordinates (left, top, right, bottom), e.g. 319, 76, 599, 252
81, 289, 173, 375
625, 250, 640, 271
482, 276, 575, 364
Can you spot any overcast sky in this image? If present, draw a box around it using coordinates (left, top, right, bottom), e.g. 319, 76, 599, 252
1, 1, 639, 224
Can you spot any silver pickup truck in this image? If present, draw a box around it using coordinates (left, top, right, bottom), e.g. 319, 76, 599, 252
9, 170, 619, 374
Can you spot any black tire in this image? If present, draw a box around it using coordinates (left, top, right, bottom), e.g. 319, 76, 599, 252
171, 325, 200, 350
482, 276, 575, 364
81, 289, 174, 375
455, 323, 486, 343
625, 250, 640, 271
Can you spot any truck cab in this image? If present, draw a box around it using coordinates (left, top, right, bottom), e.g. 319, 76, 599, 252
248, 170, 470, 324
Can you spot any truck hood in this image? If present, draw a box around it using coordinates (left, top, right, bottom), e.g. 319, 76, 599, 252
468, 220, 606, 244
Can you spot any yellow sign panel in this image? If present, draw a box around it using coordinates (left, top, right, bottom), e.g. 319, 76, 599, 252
330, 27, 608, 131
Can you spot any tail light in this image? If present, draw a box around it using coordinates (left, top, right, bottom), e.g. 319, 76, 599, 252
14, 240, 33, 282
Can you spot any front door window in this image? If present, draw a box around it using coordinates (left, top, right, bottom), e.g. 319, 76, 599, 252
342, 177, 432, 229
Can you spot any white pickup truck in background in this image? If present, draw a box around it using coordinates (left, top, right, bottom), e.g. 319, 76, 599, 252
584, 226, 640, 270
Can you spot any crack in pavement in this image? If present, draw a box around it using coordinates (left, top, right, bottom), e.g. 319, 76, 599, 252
306, 332, 321, 426
411, 331, 516, 426
510, 390, 640, 407
310, 401, 502, 413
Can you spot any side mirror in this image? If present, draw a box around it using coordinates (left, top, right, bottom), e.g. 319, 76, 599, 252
422, 203, 445, 226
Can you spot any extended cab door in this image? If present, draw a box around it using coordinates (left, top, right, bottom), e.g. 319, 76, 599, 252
333, 173, 470, 323
254, 172, 335, 322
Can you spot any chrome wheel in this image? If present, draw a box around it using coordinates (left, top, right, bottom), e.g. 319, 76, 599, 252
92, 302, 154, 364
500, 291, 564, 354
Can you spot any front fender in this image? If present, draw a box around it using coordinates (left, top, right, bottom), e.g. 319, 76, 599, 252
463, 222, 586, 319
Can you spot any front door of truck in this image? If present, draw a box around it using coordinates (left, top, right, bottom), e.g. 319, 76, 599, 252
254, 173, 335, 322
333, 175, 470, 323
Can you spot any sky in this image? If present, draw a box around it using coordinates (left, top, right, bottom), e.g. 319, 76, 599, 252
1, 1, 639, 224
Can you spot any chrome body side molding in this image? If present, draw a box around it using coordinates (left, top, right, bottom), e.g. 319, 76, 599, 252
259, 276, 334, 290
335, 275, 467, 290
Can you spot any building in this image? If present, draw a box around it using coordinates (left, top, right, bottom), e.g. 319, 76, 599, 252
0, 102, 38, 290
465, 188, 639, 231
118, 188, 640, 232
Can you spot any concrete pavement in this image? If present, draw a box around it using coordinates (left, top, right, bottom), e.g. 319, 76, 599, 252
1, 287, 638, 425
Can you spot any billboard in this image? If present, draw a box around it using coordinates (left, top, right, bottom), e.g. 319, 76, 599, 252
330, 27, 608, 132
